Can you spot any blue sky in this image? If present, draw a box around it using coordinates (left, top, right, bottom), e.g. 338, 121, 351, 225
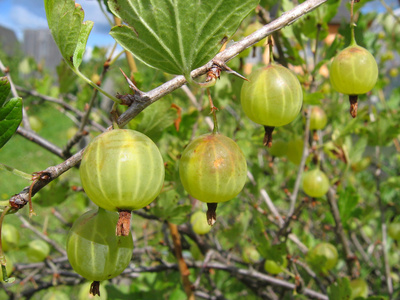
0, 0, 115, 48
0, 0, 398, 51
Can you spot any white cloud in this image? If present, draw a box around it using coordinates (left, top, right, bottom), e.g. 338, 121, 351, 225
10, 5, 48, 39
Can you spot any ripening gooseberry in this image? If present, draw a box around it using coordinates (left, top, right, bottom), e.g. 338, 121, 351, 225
330, 43, 378, 117
350, 279, 369, 299
190, 211, 211, 235
307, 242, 338, 273
242, 246, 260, 264
309, 106, 327, 131
179, 133, 247, 225
80, 129, 165, 236
388, 222, 400, 241
241, 63, 303, 147
67, 208, 133, 296
1, 223, 20, 252
27, 240, 50, 262
264, 256, 288, 275
302, 168, 330, 198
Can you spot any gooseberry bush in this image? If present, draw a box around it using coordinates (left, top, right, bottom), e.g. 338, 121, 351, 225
0, 0, 400, 299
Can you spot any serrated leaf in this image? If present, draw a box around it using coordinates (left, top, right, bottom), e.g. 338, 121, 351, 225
0, 97, 22, 149
108, 0, 259, 76
151, 190, 191, 224
328, 277, 352, 300
338, 185, 359, 226
135, 96, 178, 142
0, 77, 10, 107
266, 242, 287, 265
44, 0, 93, 69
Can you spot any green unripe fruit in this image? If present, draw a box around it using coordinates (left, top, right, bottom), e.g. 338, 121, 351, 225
66, 208, 133, 282
308, 242, 338, 273
388, 222, 400, 241
302, 169, 330, 198
80, 129, 165, 212
264, 256, 288, 275
389, 68, 398, 78
350, 279, 369, 299
330, 45, 378, 96
27, 240, 50, 262
43, 290, 70, 300
241, 63, 303, 127
242, 246, 260, 263
1, 224, 20, 252
179, 133, 247, 204
190, 211, 211, 235
309, 107, 328, 130
29, 116, 43, 132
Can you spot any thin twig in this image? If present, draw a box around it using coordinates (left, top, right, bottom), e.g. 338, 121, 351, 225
18, 215, 67, 256
16, 127, 64, 158
168, 222, 195, 300
375, 147, 393, 297
325, 186, 358, 278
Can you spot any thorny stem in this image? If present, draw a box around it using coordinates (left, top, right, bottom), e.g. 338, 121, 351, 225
207, 89, 219, 134
0, 206, 12, 282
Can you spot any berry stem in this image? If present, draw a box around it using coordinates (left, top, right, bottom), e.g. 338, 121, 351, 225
349, 95, 358, 118
350, 0, 357, 46
0, 206, 11, 282
206, 203, 218, 226
90, 281, 101, 296
263, 126, 275, 148
116, 210, 132, 236
268, 36, 274, 64
207, 88, 219, 134
111, 102, 120, 129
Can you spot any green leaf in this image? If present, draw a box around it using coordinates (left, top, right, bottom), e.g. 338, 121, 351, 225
134, 96, 178, 142
338, 185, 359, 226
348, 137, 368, 163
0, 77, 11, 107
44, 0, 93, 69
151, 190, 191, 225
265, 242, 287, 265
328, 277, 352, 300
108, 0, 259, 76
0, 97, 22, 149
